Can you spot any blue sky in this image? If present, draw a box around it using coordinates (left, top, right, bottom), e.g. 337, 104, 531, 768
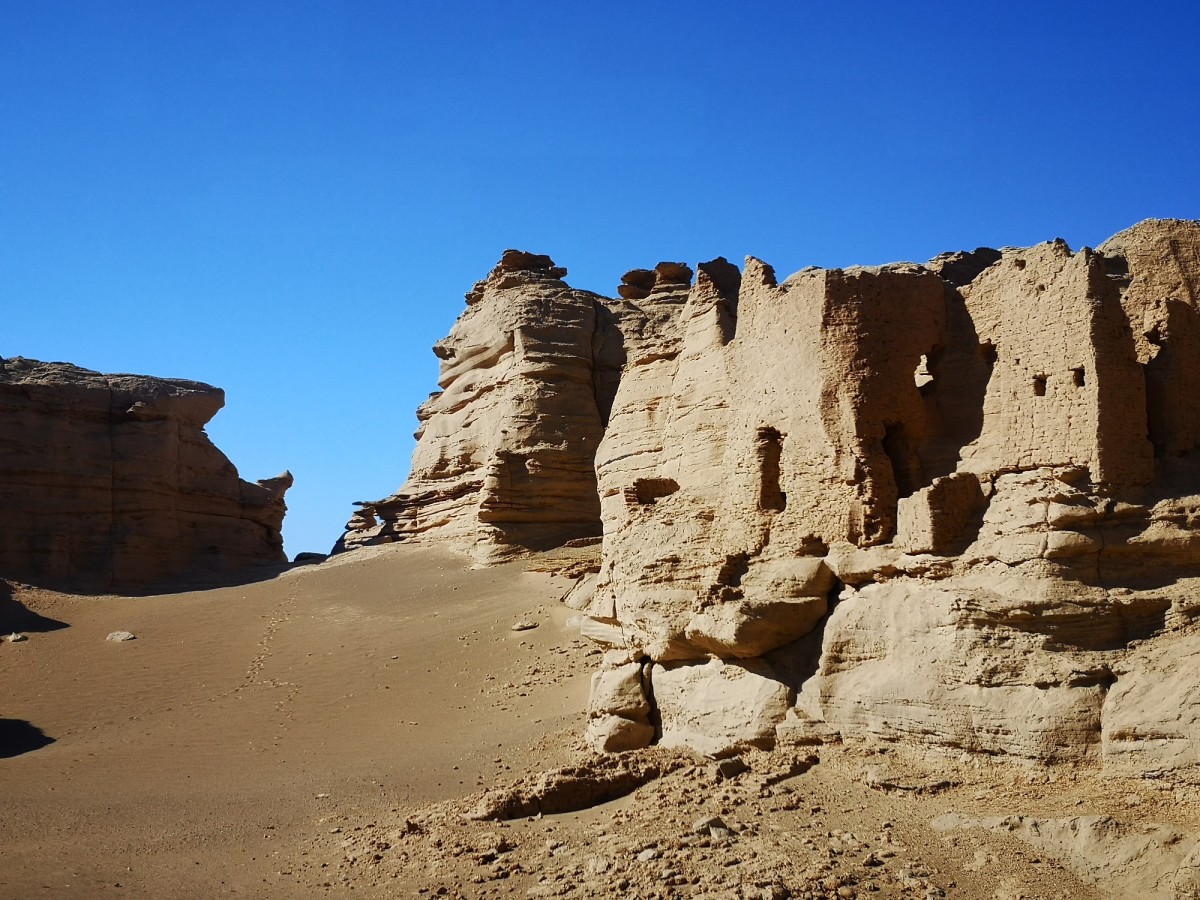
4, 1, 1199, 555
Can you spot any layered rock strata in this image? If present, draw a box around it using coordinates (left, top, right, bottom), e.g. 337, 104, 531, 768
356, 219, 1200, 780
0, 357, 290, 590
341, 251, 630, 564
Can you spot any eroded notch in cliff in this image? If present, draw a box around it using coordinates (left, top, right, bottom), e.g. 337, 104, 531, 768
757, 427, 786, 512
631, 478, 679, 506
882, 422, 921, 500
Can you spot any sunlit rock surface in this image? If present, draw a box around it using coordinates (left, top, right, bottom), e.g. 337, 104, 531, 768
353, 220, 1200, 778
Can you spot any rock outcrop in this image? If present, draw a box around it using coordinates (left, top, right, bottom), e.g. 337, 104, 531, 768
339, 251, 611, 564
0, 357, 290, 590
355, 219, 1200, 780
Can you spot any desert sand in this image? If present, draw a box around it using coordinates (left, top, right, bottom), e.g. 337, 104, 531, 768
4, 545, 1198, 899
0, 546, 590, 897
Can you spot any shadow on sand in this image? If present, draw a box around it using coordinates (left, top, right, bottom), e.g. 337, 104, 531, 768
0, 582, 69, 633
3, 559, 298, 600
0, 719, 55, 758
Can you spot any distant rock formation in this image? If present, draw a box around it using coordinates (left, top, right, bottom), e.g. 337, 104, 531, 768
0, 358, 290, 590
351, 219, 1200, 781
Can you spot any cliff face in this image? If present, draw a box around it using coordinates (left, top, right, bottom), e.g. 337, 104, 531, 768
341, 251, 613, 564
351, 219, 1200, 780
0, 358, 290, 590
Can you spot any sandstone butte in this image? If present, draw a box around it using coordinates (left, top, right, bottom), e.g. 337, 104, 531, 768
0, 357, 291, 590
340, 218, 1200, 782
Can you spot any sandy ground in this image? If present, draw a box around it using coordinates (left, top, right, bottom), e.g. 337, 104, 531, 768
0, 546, 590, 897
2, 546, 1198, 899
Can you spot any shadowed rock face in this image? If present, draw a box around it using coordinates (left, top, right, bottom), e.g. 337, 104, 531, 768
0, 358, 290, 590
349, 220, 1200, 780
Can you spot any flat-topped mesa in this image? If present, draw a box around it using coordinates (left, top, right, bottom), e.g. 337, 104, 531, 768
339, 251, 612, 564
0, 357, 290, 591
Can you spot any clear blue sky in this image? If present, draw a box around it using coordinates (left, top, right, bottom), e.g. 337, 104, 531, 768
4, 1, 1199, 556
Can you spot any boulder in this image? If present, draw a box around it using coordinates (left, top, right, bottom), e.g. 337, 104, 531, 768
651, 657, 792, 757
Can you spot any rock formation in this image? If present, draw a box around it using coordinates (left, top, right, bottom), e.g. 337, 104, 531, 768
351, 219, 1200, 781
340, 250, 615, 564
0, 357, 290, 590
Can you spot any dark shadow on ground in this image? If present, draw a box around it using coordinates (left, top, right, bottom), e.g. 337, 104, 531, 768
6, 560, 297, 598
0, 719, 55, 758
0, 582, 68, 632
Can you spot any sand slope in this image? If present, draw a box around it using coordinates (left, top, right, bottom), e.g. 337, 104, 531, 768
0, 546, 588, 897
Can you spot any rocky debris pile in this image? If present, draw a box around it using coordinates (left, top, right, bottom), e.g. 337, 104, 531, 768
310, 743, 1200, 898
0, 357, 290, 590
933, 813, 1200, 898
342, 219, 1200, 781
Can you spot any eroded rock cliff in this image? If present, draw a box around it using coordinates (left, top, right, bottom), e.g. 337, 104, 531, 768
0, 357, 290, 590
351, 219, 1200, 781
340, 250, 616, 564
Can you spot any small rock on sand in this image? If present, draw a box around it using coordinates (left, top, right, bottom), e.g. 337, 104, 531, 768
693, 815, 726, 834
106, 631, 136, 642
511, 620, 538, 632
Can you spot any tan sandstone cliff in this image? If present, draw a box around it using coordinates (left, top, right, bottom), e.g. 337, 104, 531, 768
347, 219, 1200, 782
0, 357, 291, 590
339, 250, 616, 564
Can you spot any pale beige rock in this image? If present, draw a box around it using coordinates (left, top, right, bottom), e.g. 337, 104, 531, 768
1100, 219, 1200, 460
578, 616, 626, 647
792, 579, 1114, 762
896, 472, 984, 554
594, 222, 1200, 773
584, 714, 655, 753
587, 662, 649, 718
561, 572, 597, 611
651, 657, 792, 757
957, 239, 1154, 486
337, 251, 610, 563
584, 660, 654, 753
370, 220, 1200, 776
1102, 628, 1200, 780
684, 596, 828, 659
